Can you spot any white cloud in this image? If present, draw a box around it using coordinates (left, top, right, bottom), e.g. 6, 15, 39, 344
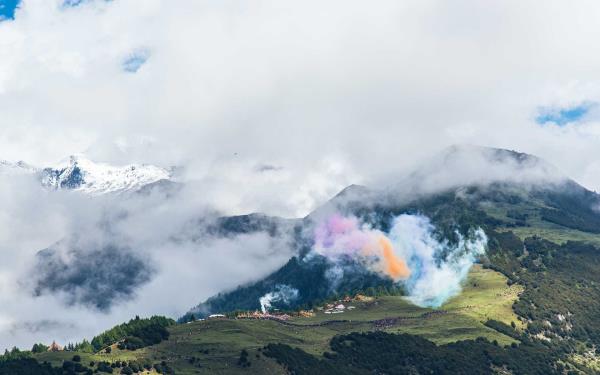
0, 0, 599, 203
0, 175, 296, 349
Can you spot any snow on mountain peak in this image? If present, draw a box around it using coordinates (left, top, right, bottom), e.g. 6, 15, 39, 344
1, 155, 173, 194
39, 155, 171, 195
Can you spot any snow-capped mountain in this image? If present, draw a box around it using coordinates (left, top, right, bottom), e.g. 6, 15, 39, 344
40, 155, 172, 195
0, 155, 172, 195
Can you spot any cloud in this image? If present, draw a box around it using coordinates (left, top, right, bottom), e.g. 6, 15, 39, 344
0, 174, 295, 350
2, 0, 600, 210
10, 320, 75, 336
388, 145, 565, 201
33, 242, 153, 311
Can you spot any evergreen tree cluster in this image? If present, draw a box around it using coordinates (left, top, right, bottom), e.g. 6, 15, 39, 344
264, 331, 568, 374
90, 315, 174, 351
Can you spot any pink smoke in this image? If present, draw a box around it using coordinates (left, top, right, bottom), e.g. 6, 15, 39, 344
313, 214, 410, 280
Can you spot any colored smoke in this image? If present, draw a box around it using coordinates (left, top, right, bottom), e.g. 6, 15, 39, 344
313, 214, 410, 281
259, 284, 300, 313
313, 213, 487, 308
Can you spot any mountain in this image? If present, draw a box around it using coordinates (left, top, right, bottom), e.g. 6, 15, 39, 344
8, 145, 600, 374
0, 155, 173, 195
40, 155, 172, 195
182, 146, 600, 320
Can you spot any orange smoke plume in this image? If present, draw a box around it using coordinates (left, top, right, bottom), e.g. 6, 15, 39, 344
378, 236, 410, 280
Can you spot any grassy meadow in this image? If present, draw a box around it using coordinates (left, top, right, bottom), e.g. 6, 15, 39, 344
43, 265, 522, 374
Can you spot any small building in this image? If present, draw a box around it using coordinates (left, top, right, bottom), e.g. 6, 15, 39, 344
298, 310, 316, 318
236, 311, 264, 319
354, 294, 374, 302
47, 341, 63, 352
208, 314, 226, 319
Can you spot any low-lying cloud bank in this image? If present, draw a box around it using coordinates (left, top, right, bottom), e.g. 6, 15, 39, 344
0, 174, 295, 350
34, 242, 153, 311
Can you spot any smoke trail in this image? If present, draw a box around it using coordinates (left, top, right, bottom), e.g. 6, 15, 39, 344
312, 213, 487, 308
259, 284, 299, 313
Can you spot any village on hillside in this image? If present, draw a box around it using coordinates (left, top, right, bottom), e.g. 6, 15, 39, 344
193, 294, 376, 322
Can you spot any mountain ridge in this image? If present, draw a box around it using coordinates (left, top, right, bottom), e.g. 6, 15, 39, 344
0, 155, 172, 195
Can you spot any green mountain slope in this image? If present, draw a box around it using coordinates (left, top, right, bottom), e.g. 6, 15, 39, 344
24, 265, 523, 374
184, 175, 600, 321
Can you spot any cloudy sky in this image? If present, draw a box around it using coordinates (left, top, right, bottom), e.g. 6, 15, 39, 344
1, 0, 600, 216
2, 0, 600, 350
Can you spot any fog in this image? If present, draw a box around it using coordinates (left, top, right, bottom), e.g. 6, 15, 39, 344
0, 175, 295, 350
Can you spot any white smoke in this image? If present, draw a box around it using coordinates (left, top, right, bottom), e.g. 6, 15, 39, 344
259, 284, 299, 313
388, 214, 487, 307
324, 264, 345, 292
